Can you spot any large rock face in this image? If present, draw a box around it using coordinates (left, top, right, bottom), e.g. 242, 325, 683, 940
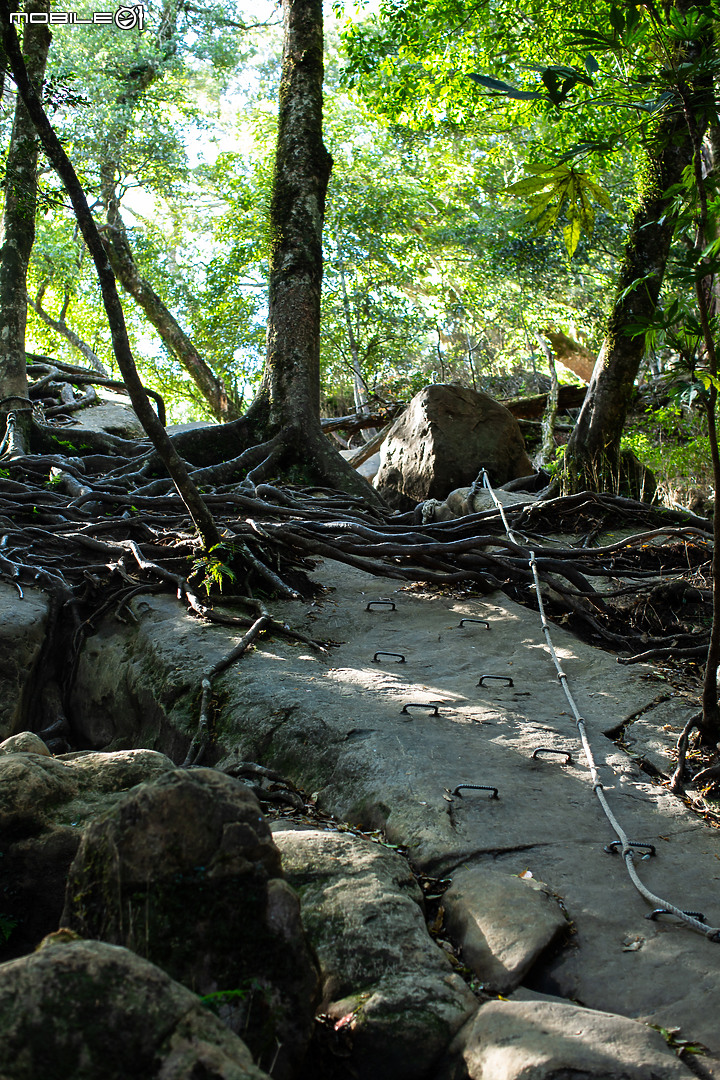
62, 768, 320, 1080
0, 937, 270, 1080
374, 385, 534, 509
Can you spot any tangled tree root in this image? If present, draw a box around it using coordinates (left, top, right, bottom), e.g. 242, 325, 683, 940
2, 359, 716, 761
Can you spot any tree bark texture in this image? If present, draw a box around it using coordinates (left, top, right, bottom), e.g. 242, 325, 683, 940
0, 0, 50, 446
252, 0, 382, 503
563, 111, 696, 493
262, 0, 332, 430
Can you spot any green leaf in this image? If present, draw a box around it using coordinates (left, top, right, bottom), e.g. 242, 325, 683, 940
526, 189, 560, 220
609, 5, 625, 34
506, 175, 555, 196
563, 216, 582, 257
699, 372, 720, 393
465, 74, 542, 100
568, 29, 618, 49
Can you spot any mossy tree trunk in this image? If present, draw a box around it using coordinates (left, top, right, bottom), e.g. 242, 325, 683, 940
561, 113, 696, 495
0, 0, 50, 454
249, 0, 383, 503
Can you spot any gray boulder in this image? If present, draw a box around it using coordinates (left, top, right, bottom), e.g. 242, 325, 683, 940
0, 937, 270, 1079
72, 400, 146, 439
0, 752, 80, 832
438, 998, 696, 1080
422, 486, 536, 523
273, 825, 478, 1080
442, 866, 568, 994
0, 731, 51, 756
62, 769, 320, 1080
374, 385, 534, 510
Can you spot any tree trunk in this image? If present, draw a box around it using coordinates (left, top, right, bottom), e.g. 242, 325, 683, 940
0, 3, 222, 551
0, 0, 50, 454
535, 332, 559, 467
334, 232, 377, 439
254, 0, 383, 503
562, 110, 696, 493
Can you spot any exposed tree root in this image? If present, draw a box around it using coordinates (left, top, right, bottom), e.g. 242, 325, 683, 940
670, 713, 702, 795
2, 359, 716, 758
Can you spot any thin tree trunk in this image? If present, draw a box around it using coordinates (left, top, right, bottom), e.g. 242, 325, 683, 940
334, 232, 377, 439
28, 293, 109, 375
535, 331, 559, 467
257, 0, 383, 503
100, 196, 240, 420
562, 111, 696, 492
0, 0, 50, 453
96, 0, 239, 421
0, 4, 222, 551
684, 100, 720, 744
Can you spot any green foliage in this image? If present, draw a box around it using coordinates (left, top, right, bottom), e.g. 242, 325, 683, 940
0, 912, 17, 943
189, 544, 237, 596
624, 402, 712, 506
199, 984, 257, 1014
650, 1024, 708, 1058
507, 164, 612, 257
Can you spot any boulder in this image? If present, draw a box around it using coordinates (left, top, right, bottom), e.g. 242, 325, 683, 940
441, 867, 568, 994
437, 998, 695, 1080
374, 385, 534, 510
422, 486, 536, 523
0, 748, 175, 961
0, 584, 50, 741
0, 731, 51, 756
0, 937, 270, 1079
0, 752, 80, 833
73, 400, 146, 439
273, 825, 478, 1080
62, 769, 320, 1080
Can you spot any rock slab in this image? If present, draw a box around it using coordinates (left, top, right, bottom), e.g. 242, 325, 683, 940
442, 866, 568, 994
438, 998, 696, 1080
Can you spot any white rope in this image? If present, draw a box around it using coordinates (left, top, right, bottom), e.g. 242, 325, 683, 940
479, 469, 720, 942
